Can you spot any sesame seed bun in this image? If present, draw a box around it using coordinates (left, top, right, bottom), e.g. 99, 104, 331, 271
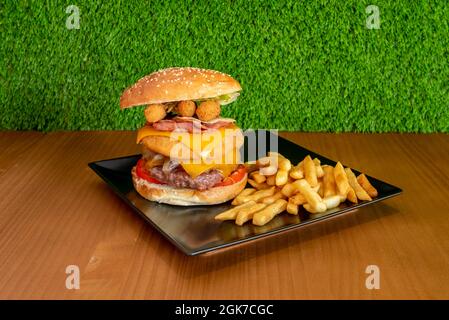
120, 67, 242, 109
131, 166, 247, 206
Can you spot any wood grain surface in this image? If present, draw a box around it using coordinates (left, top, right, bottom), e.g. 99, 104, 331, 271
0, 131, 448, 299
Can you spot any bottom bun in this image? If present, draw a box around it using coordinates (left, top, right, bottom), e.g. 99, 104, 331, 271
131, 166, 247, 206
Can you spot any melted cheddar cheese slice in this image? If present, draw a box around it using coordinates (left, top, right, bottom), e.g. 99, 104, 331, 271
137, 124, 243, 178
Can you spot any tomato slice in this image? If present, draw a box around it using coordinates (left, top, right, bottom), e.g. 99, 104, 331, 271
136, 159, 165, 184
215, 165, 247, 187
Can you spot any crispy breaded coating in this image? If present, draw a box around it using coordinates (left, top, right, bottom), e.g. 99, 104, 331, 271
176, 100, 196, 117
196, 100, 221, 121
144, 104, 166, 123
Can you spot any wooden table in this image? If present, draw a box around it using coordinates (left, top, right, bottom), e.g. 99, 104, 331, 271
0, 131, 448, 299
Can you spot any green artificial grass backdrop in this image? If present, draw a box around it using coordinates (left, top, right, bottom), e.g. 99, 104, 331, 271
1, 0, 448, 132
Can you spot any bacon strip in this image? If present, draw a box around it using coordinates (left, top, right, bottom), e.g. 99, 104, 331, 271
203, 121, 233, 130
152, 117, 234, 132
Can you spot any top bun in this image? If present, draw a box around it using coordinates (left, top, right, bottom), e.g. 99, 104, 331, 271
120, 67, 242, 109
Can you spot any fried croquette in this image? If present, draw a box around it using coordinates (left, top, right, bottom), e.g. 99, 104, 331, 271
196, 100, 221, 121
176, 100, 196, 117
144, 104, 166, 123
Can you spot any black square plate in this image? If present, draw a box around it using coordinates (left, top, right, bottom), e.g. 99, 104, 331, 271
89, 131, 401, 255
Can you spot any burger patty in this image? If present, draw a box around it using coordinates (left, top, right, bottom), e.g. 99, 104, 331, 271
150, 166, 223, 191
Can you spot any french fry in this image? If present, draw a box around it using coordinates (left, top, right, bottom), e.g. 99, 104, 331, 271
235, 202, 267, 226
215, 201, 257, 221
304, 155, 318, 187
259, 165, 278, 176
287, 199, 299, 215
303, 203, 327, 214
253, 199, 288, 226
345, 168, 372, 201
261, 191, 286, 204
281, 183, 297, 198
275, 169, 289, 186
292, 179, 326, 212
289, 162, 304, 179
278, 158, 292, 171
257, 156, 278, 176
248, 179, 270, 190
313, 158, 324, 178
334, 162, 350, 196
357, 173, 378, 198
243, 186, 276, 203
317, 181, 324, 198
322, 195, 341, 209
266, 175, 276, 186
221, 153, 379, 227
289, 193, 307, 205
268, 152, 292, 171
256, 156, 274, 167
232, 188, 256, 205
250, 171, 266, 184
322, 165, 337, 197
347, 186, 358, 203
238, 188, 256, 197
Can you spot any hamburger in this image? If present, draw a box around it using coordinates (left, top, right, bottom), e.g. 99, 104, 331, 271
120, 67, 247, 206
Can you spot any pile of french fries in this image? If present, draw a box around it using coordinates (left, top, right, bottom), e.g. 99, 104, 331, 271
215, 152, 378, 226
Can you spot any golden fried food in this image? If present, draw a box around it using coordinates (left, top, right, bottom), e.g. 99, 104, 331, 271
176, 100, 196, 117
275, 169, 289, 186
216, 152, 379, 227
257, 156, 278, 176
317, 181, 323, 197
334, 161, 350, 196
289, 193, 307, 205
313, 158, 325, 178
345, 168, 372, 201
266, 175, 276, 186
253, 199, 288, 226
347, 186, 358, 203
144, 104, 166, 123
304, 155, 318, 187
267, 152, 292, 171
322, 165, 337, 197
256, 156, 274, 167
196, 100, 221, 121
236, 203, 267, 226
322, 195, 341, 209
214, 201, 256, 221
250, 171, 266, 184
248, 179, 270, 190
289, 162, 304, 179
286, 199, 299, 215
232, 188, 256, 205
303, 203, 327, 214
293, 179, 326, 212
236, 186, 276, 204
276, 157, 292, 171
281, 182, 296, 197
357, 174, 378, 198
260, 191, 285, 204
